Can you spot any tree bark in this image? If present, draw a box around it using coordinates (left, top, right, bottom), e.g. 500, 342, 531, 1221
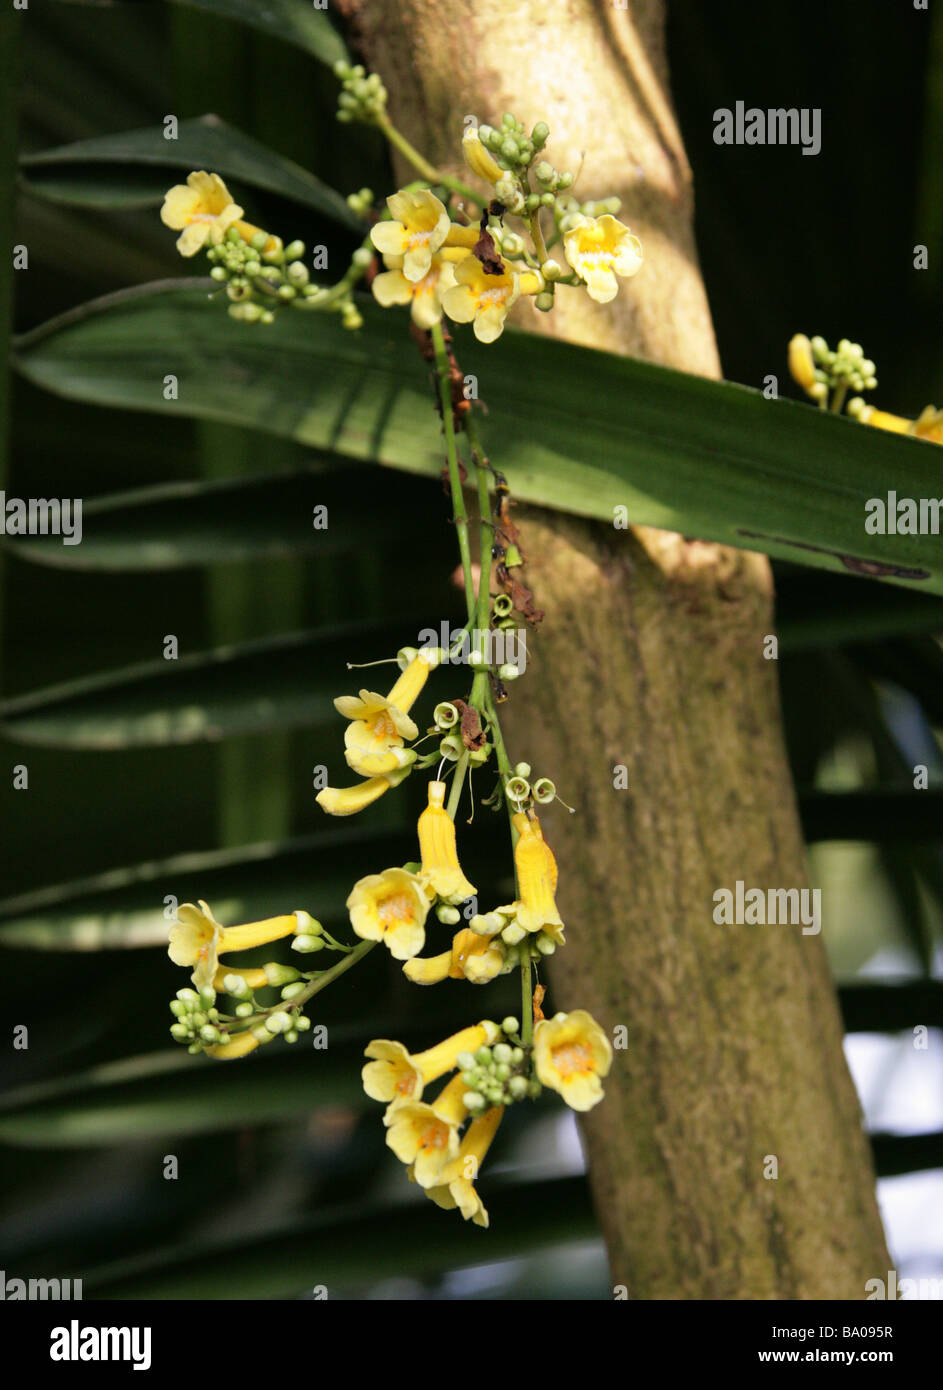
346, 0, 891, 1297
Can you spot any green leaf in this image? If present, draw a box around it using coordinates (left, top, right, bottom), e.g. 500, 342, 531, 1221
6, 466, 430, 569
0, 1045, 367, 1147
56, 0, 349, 68
80, 1176, 595, 1297
0, 825, 413, 950
15, 283, 943, 594
0, 620, 422, 748
20, 114, 362, 229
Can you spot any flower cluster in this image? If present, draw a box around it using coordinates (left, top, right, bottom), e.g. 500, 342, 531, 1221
363, 102, 644, 340
160, 170, 371, 329
160, 96, 619, 1232
789, 332, 943, 442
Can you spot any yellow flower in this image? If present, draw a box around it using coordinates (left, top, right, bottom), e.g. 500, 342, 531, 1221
385, 1074, 469, 1187
788, 333, 819, 397
425, 1105, 503, 1227
563, 214, 643, 304
372, 252, 458, 330
448, 927, 506, 983
362, 1020, 500, 1111
462, 127, 504, 185
167, 901, 306, 989
402, 928, 506, 986
417, 780, 476, 902
206, 1031, 261, 1061
161, 172, 244, 257
334, 650, 437, 780
316, 768, 411, 817
512, 812, 564, 935
533, 1009, 612, 1111
854, 402, 943, 444
442, 254, 521, 343
347, 866, 429, 960
161, 171, 282, 260
370, 189, 452, 283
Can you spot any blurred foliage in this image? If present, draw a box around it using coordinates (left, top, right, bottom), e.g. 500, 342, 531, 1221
0, 0, 941, 1300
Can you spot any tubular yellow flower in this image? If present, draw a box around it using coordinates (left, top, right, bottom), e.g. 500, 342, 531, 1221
362, 1020, 501, 1109
417, 780, 477, 902
370, 189, 451, 282
316, 767, 411, 817
533, 1009, 613, 1111
385, 1074, 469, 1187
402, 928, 505, 985
206, 1031, 261, 1061
426, 1105, 503, 1227
788, 333, 818, 397
347, 866, 429, 960
372, 252, 458, 330
335, 651, 436, 780
449, 927, 506, 984
512, 812, 563, 934
563, 214, 643, 304
168, 901, 305, 989
161, 172, 244, 256
441, 255, 520, 343
855, 402, 943, 444
462, 126, 504, 185
402, 949, 452, 986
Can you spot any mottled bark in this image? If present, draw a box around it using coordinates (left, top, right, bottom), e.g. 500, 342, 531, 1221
346, 0, 890, 1297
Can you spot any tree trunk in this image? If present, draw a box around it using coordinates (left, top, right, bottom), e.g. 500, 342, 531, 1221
346, 0, 891, 1297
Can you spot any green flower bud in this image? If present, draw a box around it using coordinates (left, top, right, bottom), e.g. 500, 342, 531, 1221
235, 1002, 255, 1018
532, 122, 549, 148
456, 1050, 477, 1071
534, 291, 554, 312
514, 762, 532, 779
464, 1091, 486, 1112
557, 171, 573, 189
170, 1023, 190, 1042
540, 259, 563, 282
295, 1016, 311, 1032
292, 934, 325, 954
191, 1011, 208, 1029
535, 160, 554, 184
527, 1079, 542, 1099
436, 903, 461, 925
352, 247, 374, 269
286, 261, 310, 287
169, 999, 188, 1019
285, 1029, 299, 1044
494, 1063, 511, 1081
461, 1070, 478, 1088
474, 1046, 493, 1065
281, 981, 307, 1001
511, 1047, 524, 1064
176, 987, 199, 1006
502, 1017, 520, 1036
199, 1024, 219, 1044
210, 266, 228, 282
264, 962, 301, 987
265, 1011, 292, 1035
187, 1042, 203, 1055
501, 923, 526, 945
252, 1024, 274, 1043
509, 1075, 529, 1100
536, 933, 557, 955
493, 1042, 513, 1065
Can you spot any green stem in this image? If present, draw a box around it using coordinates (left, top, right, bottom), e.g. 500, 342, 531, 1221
223, 938, 377, 1039
446, 752, 470, 820
376, 115, 482, 206
830, 385, 848, 416
521, 954, 533, 1046
430, 320, 476, 620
